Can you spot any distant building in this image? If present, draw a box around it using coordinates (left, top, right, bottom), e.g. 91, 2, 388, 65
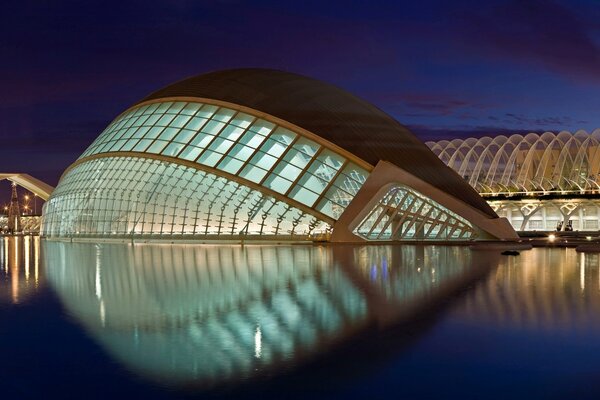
42, 69, 516, 242
428, 131, 600, 231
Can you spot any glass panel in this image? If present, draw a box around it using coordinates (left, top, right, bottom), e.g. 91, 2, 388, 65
218, 156, 245, 175
211, 108, 236, 122
146, 140, 169, 154
264, 174, 294, 194
179, 146, 203, 162
248, 120, 275, 136
162, 142, 185, 157
239, 165, 268, 183
238, 131, 267, 149
289, 186, 319, 207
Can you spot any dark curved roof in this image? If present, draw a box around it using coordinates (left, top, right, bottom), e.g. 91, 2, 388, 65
138, 68, 496, 218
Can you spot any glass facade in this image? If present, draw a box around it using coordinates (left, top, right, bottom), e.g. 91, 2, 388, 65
43, 100, 374, 239
80, 101, 368, 220
42, 157, 331, 239
354, 184, 476, 241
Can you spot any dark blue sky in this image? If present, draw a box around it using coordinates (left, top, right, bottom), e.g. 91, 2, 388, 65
1, 0, 599, 186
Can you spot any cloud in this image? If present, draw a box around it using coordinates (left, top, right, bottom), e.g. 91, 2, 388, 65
408, 124, 547, 141
372, 92, 487, 117
502, 113, 577, 126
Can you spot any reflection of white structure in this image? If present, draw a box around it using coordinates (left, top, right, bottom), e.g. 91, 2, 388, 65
459, 249, 600, 331
42, 69, 515, 242
428, 130, 600, 231
43, 241, 490, 387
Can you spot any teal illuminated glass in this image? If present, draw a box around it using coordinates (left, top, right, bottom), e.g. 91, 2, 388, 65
77, 100, 371, 221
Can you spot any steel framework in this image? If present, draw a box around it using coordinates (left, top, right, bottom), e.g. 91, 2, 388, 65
427, 130, 600, 197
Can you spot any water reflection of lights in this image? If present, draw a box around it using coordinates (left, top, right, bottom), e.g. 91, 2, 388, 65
459, 248, 600, 332
43, 242, 495, 388
0, 235, 42, 304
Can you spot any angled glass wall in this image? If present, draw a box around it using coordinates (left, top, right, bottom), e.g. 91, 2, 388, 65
354, 184, 476, 241
80, 101, 369, 220
42, 157, 331, 239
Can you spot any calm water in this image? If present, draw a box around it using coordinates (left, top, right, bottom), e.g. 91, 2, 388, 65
2, 237, 600, 399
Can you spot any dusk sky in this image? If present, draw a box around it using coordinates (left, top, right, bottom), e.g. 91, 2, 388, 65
1, 0, 599, 187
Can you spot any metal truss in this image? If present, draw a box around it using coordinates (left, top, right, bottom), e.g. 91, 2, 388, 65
427, 130, 600, 197
354, 184, 476, 241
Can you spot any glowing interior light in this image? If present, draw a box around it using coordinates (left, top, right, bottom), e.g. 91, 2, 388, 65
548, 234, 556, 241
254, 326, 262, 359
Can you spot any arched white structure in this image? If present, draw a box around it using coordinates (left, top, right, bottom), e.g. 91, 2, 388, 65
427, 130, 600, 196
428, 130, 600, 231
0, 173, 54, 200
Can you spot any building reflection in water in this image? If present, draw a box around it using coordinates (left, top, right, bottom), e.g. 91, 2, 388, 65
0, 235, 42, 304
459, 248, 600, 332
43, 242, 493, 388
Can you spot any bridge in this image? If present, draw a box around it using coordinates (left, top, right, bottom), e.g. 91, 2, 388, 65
0, 174, 54, 234
0, 174, 53, 201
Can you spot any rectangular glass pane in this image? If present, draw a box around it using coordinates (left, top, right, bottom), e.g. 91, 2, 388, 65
240, 165, 268, 183
271, 162, 303, 181
211, 108, 236, 122
239, 131, 267, 149
218, 156, 245, 175
248, 120, 275, 136
248, 151, 277, 171
172, 129, 196, 144
170, 114, 191, 128
180, 103, 202, 116
166, 102, 186, 114
201, 120, 226, 135
196, 104, 218, 118
264, 174, 293, 194
218, 124, 245, 141
179, 146, 203, 161
157, 127, 181, 141
230, 112, 254, 129
289, 186, 319, 207
185, 117, 209, 132
228, 143, 255, 162
208, 137, 235, 155
162, 142, 185, 157
197, 150, 222, 167
259, 138, 288, 158
156, 114, 176, 127
270, 127, 297, 145
132, 139, 153, 152
145, 140, 168, 154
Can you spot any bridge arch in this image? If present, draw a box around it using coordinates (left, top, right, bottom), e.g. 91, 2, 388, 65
0, 174, 54, 200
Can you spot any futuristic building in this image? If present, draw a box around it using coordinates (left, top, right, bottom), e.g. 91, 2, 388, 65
427, 130, 600, 231
42, 69, 516, 242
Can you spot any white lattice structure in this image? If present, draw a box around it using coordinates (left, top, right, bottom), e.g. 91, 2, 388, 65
428, 130, 600, 231
354, 184, 476, 240
427, 130, 600, 196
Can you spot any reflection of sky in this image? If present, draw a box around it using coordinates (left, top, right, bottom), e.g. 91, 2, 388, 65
1, 0, 599, 194
43, 242, 486, 388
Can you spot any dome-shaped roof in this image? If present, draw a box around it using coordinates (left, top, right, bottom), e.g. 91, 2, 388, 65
138, 68, 495, 218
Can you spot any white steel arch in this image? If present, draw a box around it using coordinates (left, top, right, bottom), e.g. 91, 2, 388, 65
0, 173, 54, 200
426, 130, 600, 196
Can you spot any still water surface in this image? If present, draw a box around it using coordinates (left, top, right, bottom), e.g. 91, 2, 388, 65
1, 237, 600, 399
